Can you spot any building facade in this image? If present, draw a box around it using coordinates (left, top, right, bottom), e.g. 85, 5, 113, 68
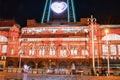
0, 19, 120, 73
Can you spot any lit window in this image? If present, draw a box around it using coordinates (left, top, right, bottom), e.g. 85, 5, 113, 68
0, 36, 8, 42
2, 45, 7, 53
60, 47, 66, 56
102, 44, 108, 55
118, 45, 120, 55
70, 47, 77, 55
39, 46, 45, 56
81, 46, 88, 56
110, 45, 116, 55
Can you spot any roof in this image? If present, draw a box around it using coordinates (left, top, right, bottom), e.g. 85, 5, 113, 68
0, 20, 16, 31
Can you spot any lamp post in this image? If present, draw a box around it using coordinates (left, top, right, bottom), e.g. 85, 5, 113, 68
88, 15, 96, 75
19, 54, 22, 68
19, 47, 23, 68
105, 29, 110, 76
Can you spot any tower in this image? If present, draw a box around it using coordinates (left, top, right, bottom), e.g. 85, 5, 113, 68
41, 0, 76, 23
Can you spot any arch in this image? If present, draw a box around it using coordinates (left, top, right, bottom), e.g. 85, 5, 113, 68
7, 60, 14, 67
70, 61, 78, 69
27, 61, 35, 68
51, 64, 57, 69
17, 61, 24, 68
102, 34, 120, 40
59, 61, 67, 69
80, 61, 90, 69
0, 36, 8, 42
48, 61, 57, 69
38, 61, 45, 69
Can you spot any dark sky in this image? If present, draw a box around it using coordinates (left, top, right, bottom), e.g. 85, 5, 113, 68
0, 0, 120, 26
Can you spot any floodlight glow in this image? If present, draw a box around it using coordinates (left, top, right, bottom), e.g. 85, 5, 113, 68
51, 2, 68, 14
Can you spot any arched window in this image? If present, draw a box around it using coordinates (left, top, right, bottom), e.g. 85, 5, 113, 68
60, 46, 66, 56
0, 36, 8, 42
102, 34, 120, 40
39, 46, 45, 56
70, 46, 78, 55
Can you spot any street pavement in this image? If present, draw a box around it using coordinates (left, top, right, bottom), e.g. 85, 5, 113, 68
0, 72, 120, 80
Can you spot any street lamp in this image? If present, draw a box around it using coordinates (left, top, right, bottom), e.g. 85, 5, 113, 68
105, 29, 110, 76
19, 54, 22, 68
19, 47, 23, 68
88, 15, 96, 75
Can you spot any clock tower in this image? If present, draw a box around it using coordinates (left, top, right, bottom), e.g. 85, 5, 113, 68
41, 0, 76, 23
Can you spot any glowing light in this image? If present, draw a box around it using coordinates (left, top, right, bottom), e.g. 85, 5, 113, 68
51, 2, 68, 14
105, 29, 109, 34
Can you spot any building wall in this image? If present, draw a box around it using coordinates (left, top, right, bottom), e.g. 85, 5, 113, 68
0, 21, 120, 71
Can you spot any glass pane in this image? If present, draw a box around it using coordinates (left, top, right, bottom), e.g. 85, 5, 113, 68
2, 45, 7, 53
110, 45, 116, 55
118, 45, 120, 55
102, 44, 108, 55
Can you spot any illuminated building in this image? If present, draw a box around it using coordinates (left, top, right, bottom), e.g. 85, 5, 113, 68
0, 0, 120, 74
0, 19, 120, 72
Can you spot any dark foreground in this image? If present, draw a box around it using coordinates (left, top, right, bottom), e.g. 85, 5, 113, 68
0, 72, 120, 80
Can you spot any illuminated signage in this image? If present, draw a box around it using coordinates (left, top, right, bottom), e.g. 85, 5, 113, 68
51, 2, 67, 14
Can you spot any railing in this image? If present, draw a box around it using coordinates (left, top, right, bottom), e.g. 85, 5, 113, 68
1, 68, 120, 76
1, 68, 86, 75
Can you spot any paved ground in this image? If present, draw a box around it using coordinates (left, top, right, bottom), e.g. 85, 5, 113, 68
0, 72, 120, 80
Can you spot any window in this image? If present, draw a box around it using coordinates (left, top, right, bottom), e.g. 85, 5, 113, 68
49, 46, 56, 56
110, 45, 116, 55
102, 44, 108, 55
60, 47, 66, 56
70, 47, 77, 55
0, 36, 8, 42
2, 45, 7, 53
29, 47, 34, 55
118, 45, 120, 55
39, 46, 45, 56
81, 46, 88, 56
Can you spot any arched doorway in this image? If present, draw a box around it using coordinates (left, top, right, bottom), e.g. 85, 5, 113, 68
48, 60, 57, 69
7, 60, 14, 67
38, 61, 44, 69
59, 61, 66, 69
70, 61, 78, 69
80, 61, 90, 69
27, 61, 35, 68
51, 64, 56, 69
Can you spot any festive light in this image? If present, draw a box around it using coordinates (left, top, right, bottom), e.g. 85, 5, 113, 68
51, 2, 67, 14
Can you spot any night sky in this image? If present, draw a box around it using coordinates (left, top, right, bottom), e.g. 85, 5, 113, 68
0, 0, 120, 27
